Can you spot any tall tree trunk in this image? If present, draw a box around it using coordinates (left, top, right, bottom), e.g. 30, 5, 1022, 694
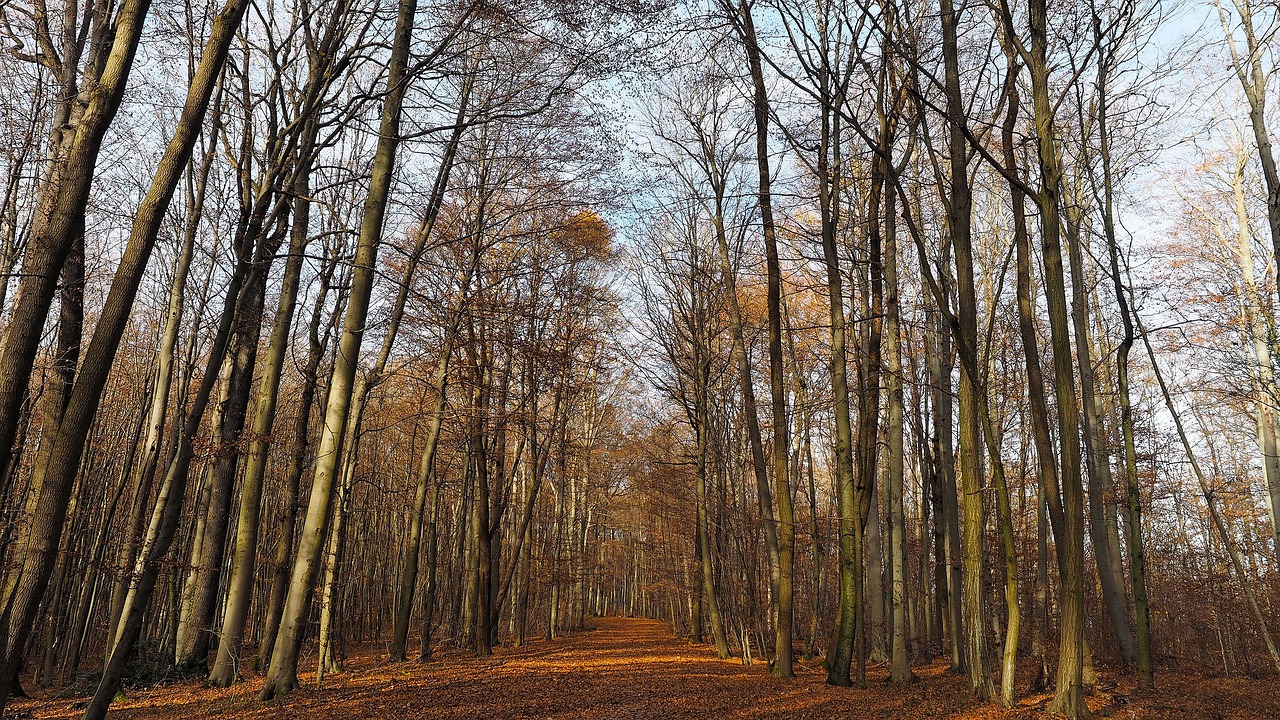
257, 0, 415, 694
818, 66, 861, 691
390, 341, 453, 660
256, 252, 335, 671
1063, 201, 1136, 665
178, 271, 268, 670
316, 445, 358, 681
939, 0, 992, 698
208, 119, 319, 684
927, 304, 965, 675
883, 147, 914, 685
1027, 0, 1089, 713
418, 467, 444, 660
696, 385, 730, 659
86, 227, 255, 719
993, 32, 1066, 702
725, 0, 791, 677
471, 370, 493, 656
0, 0, 151, 509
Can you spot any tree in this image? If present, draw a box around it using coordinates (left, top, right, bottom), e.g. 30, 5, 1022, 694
257, 0, 419, 697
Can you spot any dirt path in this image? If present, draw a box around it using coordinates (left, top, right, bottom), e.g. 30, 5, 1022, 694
12, 617, 1280, 719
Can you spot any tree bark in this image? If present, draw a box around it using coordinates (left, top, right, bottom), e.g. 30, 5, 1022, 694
1098, 93, 1154, 687
0, 0, 152, 511
256, 251, 335, 672
695, 378, 730, 659
1063, 199, 1136, 665
883, 140, 914, 685
85, 224, 255, 719
725, 0, 792, 677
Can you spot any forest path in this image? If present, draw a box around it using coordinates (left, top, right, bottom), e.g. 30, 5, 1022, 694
14, 616, 1279, 719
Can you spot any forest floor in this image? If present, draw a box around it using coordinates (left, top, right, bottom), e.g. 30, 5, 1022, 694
9, 617, 1279, 719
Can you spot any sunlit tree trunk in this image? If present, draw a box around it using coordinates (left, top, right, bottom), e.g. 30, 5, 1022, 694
471, 365, 493, 656
257, 251, 336, 671
695, 373, 730, 659
3, 0, 250, 710
814, 76, 860, 692
1027, 0, 1089, 713
1063, 197, 1136, 666
722, 0, 792, 676
209, 159, 314, 687
177, 271, 267, 670
0, 0, 152, 530
1219, 0, 1280, 571
257, 0, 416, 696
418, 467, 444, 660
316, 440, 358, 681
939, 0, 991, 697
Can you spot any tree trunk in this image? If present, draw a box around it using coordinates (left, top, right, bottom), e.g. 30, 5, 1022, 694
696, 386, 730, 659
816, 37, 861, 690
390, 342, 453, 660
257, 0, 415, 696
256, 252, 335, 672
86, 228, 254, 719
1099, 103, 1154, 688
418, 471, 444, 660
471, 372, 493, 657
178, 272, 267, 670
0, 0, 152, 517
208, 123, 319, 684
725, 0, 791, 677
939, 0, 992, 697
1063, 200, 1136, 665
883, 148, 914, 685
1028, 0, 1090, 713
